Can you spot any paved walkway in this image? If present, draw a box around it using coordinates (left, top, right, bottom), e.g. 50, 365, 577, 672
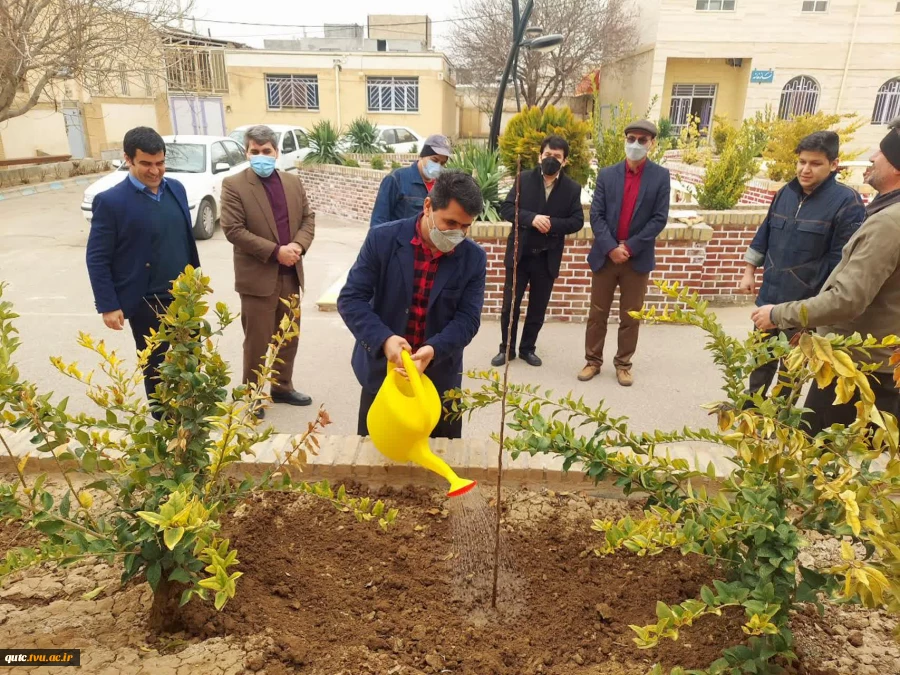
0, 183, 757, 489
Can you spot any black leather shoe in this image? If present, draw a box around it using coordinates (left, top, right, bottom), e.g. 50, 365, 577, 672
520, 352, 542, 367
491, 352, 515, 367
272, 390, 313, 406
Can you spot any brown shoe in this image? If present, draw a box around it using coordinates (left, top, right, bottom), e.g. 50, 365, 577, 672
616, 368, 633, 387
577, 364, 601, 382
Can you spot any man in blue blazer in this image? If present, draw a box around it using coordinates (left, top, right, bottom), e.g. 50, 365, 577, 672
85, 127, 200, 408
338, 170, 486, 438
580, 120, 670, 387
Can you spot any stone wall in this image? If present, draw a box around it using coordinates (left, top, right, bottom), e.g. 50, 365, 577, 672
471, 210, 764, 323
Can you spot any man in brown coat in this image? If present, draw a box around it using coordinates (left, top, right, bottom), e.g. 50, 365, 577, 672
221, 125, 315, 416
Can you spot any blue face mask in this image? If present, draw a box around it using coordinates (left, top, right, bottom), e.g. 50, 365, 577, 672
423, 159, 442, 181
250, 155, 277, 178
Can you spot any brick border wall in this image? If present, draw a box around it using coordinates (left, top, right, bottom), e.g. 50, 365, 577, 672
344, 153, 419, 164
471, 211, 765, 322
666, 160, 874, 206
295, 163, 770, 320
296, 164, 387, 222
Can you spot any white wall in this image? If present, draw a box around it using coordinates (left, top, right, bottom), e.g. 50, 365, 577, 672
0, 110, 70, 158
100, 104, 159, 145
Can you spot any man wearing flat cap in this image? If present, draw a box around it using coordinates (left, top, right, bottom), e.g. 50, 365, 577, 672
370, 134, 453, 227
580, 119, 670, 387
752, 118, 900, 433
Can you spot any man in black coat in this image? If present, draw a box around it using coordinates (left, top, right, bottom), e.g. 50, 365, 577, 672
491, 135, 585, 367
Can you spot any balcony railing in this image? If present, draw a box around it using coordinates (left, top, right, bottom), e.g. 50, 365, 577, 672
165, 47, 228, 94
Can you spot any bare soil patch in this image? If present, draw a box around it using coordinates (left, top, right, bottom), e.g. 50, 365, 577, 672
0, 484, 897, 675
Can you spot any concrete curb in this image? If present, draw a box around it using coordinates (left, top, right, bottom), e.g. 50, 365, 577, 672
316, 271, 348, 312
0, 430, 732, 498
0, 175, 102, 201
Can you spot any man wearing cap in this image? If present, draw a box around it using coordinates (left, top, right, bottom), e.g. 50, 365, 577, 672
580, 119, 670, 387
370, 134, 452, 227
751, 120, 900, 433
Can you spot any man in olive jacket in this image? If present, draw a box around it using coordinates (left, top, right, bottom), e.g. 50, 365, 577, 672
752, 123, 900, 433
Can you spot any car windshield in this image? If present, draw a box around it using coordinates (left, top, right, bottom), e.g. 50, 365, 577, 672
115, 143, 207, 174
163, 144, 206, 173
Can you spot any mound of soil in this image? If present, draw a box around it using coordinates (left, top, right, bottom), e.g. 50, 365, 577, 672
184, 487, 746, 675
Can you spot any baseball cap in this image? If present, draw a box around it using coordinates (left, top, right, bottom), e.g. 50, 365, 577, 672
420, 134, 453, 158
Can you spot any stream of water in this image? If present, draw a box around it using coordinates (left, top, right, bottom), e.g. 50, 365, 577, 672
447, 486, 524, 616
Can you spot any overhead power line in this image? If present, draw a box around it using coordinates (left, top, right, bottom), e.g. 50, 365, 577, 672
180, 12, 503, 30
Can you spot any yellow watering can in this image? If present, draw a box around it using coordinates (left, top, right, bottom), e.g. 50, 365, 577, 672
367, 350, 476, 498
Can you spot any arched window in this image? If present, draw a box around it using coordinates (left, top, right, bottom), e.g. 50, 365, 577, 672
778, 76, 820, 120
872, 78, 900, 125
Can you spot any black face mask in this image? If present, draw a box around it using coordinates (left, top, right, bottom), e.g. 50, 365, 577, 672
541, 156, 562, 176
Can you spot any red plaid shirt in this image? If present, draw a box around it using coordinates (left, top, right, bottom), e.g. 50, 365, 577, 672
404, 216, 445, 350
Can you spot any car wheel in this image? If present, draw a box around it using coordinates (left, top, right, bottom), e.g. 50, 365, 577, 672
193, 198, 216, 240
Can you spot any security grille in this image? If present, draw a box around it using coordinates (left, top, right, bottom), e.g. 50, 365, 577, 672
778, 76, 820, 119
367, 77, 419, 113
265, 75, 319, 110
872, 78, 900, 125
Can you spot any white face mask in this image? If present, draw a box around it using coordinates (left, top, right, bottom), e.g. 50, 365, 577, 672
428, 212, 466, 253
625, 141, 649, 162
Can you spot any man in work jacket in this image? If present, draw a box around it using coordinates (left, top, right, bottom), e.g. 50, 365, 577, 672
740, 130, 866, 400
752, 122, 900, 434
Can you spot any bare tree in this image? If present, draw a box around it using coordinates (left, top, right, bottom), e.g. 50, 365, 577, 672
450, 0, 639, 110
0, 0, 188, 123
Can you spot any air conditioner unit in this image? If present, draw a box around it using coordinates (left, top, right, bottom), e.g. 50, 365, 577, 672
726, 58, 743, 68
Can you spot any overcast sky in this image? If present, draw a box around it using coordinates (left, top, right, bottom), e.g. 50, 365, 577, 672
183, 0, 461, 50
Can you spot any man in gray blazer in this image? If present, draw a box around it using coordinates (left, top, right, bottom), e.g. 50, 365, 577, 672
580, 120, 671, 387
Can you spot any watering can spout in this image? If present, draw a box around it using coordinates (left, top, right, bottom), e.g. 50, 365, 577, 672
367, 351, 477, 498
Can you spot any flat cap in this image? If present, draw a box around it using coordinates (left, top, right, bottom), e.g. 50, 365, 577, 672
624, 119, 658, 138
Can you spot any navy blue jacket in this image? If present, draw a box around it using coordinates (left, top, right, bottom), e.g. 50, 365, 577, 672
337, 216, 486, 395
588, 160, 671, 274
85, 178, 200, 319
748, 173, 866, 306
370, 162, 428, 227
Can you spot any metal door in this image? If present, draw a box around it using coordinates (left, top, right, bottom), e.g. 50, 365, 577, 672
62, 108, 87, 158
170, 96, 224, 135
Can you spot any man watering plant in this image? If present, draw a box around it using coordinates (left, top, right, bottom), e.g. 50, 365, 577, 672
369, 134, 452, 227
740, 131, 866, 401
338, 170, 486, 439
751, 121, 900, 434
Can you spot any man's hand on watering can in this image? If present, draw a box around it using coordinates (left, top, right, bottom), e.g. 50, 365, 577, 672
410, 345, 435, 375
383, 335, 412, 368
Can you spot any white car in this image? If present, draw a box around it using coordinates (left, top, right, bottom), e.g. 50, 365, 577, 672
376, 125, 424, 154
81, 135, 249, 240
228, 124, 310, 171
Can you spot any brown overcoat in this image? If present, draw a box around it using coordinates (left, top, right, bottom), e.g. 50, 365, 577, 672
220, 168, 315, 297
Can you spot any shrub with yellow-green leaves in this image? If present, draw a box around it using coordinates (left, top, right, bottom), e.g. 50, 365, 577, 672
764, 112, 864, 182
0, 272, 397, 623
451, 281, 900, 675
499, 105, 592, 186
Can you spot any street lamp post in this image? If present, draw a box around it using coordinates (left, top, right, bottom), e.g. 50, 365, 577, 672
488, 0, 564, 150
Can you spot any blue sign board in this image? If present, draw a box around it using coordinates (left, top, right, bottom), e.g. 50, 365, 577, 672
751, 69, 775, 84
